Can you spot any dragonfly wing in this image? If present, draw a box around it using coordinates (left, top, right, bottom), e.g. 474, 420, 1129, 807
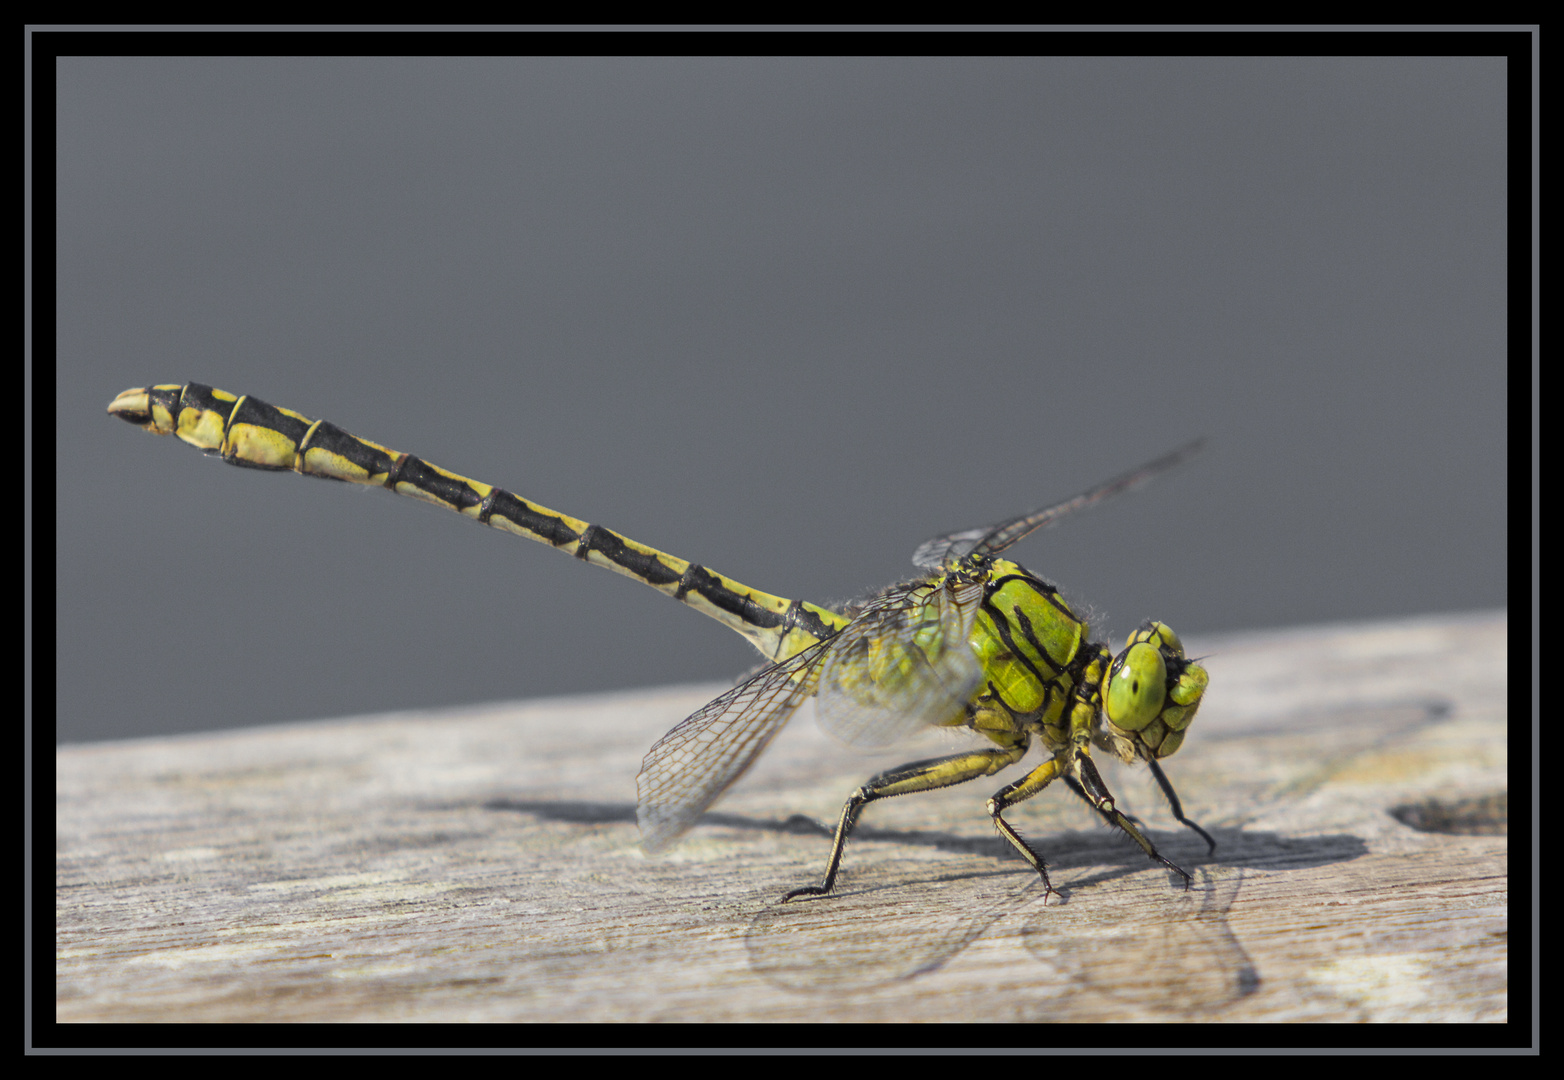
636, 637, 833, 853
910, 439, 1205, 568
815, 574, 985, 749
910, 527, 987, 570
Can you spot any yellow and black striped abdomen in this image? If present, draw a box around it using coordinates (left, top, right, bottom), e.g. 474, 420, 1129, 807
108, 383, 846, 662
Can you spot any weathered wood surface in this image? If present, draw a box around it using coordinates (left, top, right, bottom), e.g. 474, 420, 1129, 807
57, 610, 1508, 1022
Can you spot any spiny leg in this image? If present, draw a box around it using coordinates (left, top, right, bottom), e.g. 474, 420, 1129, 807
780, 742, 1028, 902
1069, 753, 1194, 888
1062, 773, 1156, 831
995, 664, 1201, 892
992, 751, 1196, 898
986, 756, 1068, 901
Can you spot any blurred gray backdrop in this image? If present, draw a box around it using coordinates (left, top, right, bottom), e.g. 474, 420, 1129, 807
55, 55, 1508, 743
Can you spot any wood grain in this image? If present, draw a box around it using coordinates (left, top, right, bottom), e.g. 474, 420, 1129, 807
57, 610, 1508, 1022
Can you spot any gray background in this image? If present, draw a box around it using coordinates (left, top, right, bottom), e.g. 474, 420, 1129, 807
55, 55, 1509, 744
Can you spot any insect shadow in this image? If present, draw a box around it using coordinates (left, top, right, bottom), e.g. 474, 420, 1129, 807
744, 696, 1453, 1004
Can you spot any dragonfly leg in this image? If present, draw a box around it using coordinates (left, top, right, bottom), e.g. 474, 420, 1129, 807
780, 743, 1027, 902
1064, 774, 1148, 829
992, 752, 1196, 897
986, 756, 1070, 899
1070, 753, 1194, 888
1147, 758, 1217, 855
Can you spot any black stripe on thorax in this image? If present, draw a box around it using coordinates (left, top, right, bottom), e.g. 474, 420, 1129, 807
980, 595, 1054, 689
981, 572, 1071, 687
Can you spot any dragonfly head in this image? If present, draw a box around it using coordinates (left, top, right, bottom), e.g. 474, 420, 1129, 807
1101, 620, 1207, 760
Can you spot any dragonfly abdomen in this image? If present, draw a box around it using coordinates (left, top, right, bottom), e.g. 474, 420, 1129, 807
108, 382, 844, 660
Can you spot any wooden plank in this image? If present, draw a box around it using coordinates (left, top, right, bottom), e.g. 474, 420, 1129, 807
56, 610, 1508, 1022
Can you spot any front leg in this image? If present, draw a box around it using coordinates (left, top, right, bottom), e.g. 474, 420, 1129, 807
990, 751, 1194, 900
1069, 753, 1194, 888
991, 676, 1197, 897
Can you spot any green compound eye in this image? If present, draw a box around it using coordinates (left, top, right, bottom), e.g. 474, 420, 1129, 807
1106, 641, 1168, 731
1129, 620, 1184, 659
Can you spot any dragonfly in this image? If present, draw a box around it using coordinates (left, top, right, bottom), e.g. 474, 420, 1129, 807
109, 382, 1213, 903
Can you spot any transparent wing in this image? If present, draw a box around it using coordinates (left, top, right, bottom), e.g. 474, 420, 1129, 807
814, 572, 985, 749
911, 439, 1205, 569
636, 636, 835, 852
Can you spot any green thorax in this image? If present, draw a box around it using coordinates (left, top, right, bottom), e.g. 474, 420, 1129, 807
965, 558, 1089, 724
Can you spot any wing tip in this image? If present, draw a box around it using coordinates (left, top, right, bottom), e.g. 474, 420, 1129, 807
634, 805, 688, 854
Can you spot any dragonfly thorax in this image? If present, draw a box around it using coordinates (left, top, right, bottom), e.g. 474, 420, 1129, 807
965, 558, 1090, 726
